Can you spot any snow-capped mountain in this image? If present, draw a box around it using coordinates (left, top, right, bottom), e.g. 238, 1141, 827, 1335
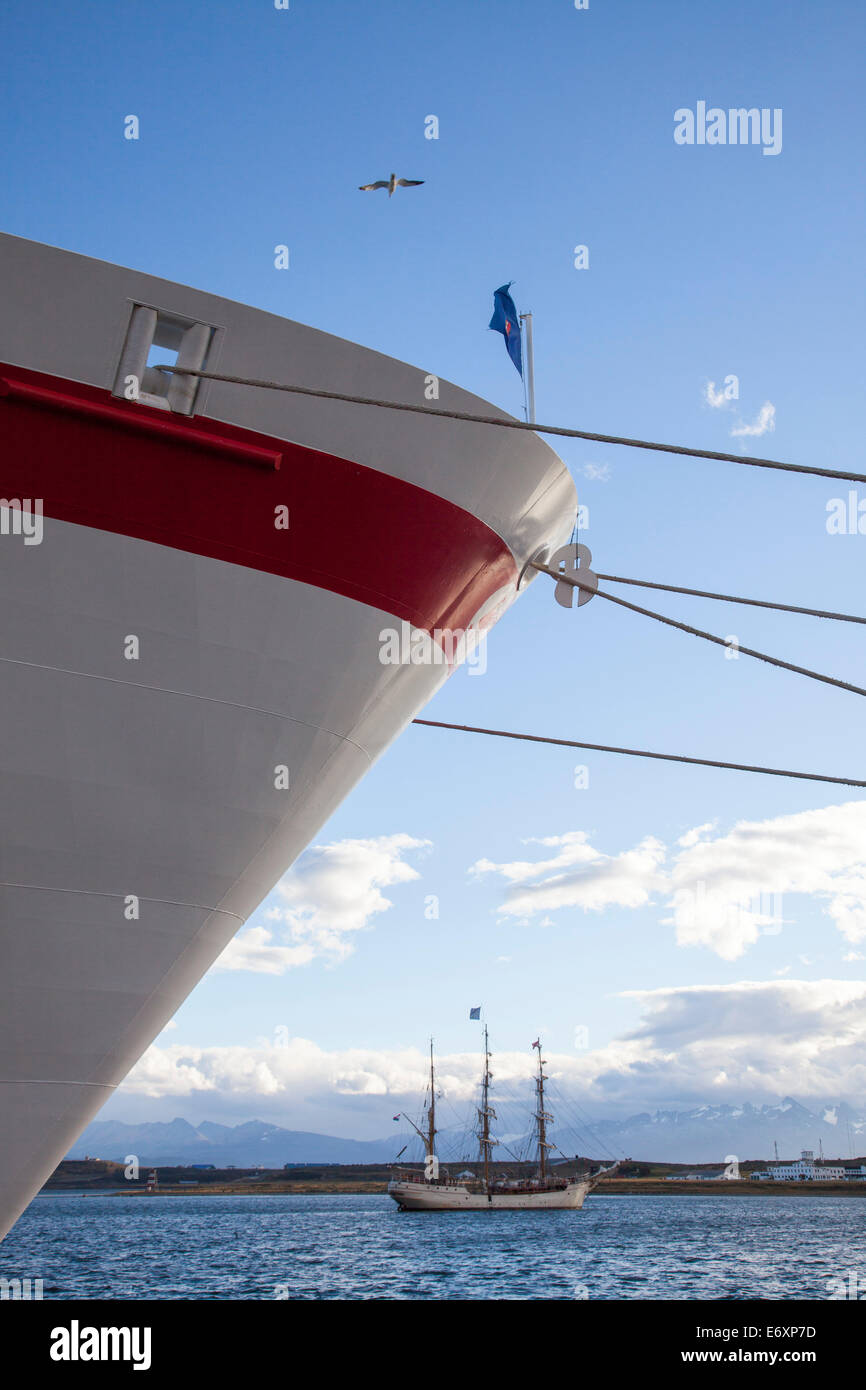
582, 1099, 866, 1164
67, 1099, 866, 1167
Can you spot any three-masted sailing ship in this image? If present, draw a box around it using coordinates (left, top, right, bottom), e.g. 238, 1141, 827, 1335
388, 1031, 618, 1211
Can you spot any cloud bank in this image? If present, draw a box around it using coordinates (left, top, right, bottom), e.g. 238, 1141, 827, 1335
122, 979, 866, 1119
215, 833, 429, 973
470, 803, 866, 959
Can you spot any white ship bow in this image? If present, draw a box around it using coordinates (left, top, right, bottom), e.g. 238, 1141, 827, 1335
0, 235, 577, 1240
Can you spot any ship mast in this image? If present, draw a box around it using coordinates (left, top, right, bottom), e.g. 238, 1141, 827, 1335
396, 1039, 440, 1179
426, 1037, 436, 1167
533, 1039, 554, 1183
477, 1025, 496, 1190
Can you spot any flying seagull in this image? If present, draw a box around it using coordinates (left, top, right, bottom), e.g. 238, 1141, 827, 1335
359, 173, 424, 197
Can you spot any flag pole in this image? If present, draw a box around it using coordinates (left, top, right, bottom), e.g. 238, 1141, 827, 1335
520, 311, 536, 424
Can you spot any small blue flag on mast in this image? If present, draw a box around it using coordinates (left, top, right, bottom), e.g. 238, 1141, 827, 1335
469, 1007, 481, 1020
489, 283, 523, 377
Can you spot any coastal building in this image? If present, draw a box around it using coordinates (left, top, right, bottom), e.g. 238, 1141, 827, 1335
757, 1150, 866, 1182
665, 1156, 866, 1184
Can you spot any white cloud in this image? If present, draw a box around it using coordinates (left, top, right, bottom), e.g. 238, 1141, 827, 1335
124, 1037, 493, 1103
668, 802, 866, 958
677, 822, 716, 849
731, 401, 775, 437
596, 978, 866, 1106
704, 381, 729, 408
470, 831, 600, 884
125, 1046, 217, 1097
471, 831, 666, 918
122, 980, 866, 1113
844, 951, 865, 962
472, 802, 866, 960
215, 834, 430, 974
215, 925, 318, 975
582, 461, 611, 481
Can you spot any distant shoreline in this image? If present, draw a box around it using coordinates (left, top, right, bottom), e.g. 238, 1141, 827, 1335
44, 1161, 866, 1200
59, 1178, 866, 1198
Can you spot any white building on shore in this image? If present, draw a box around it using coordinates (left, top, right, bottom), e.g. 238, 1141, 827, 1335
757, 1150, 866, 1182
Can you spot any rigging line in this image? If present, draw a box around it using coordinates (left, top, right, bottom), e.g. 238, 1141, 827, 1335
498, 1142, 531, 1166
539, 1086, 606, 1159
153, 365, 866, 486
562, 1110, 620, 1161
596, 574, 866, 627
546, 1081, 621, 1162
412, 720, 866, 789
532, 562, 866, 700
439, 1094, 474, 1158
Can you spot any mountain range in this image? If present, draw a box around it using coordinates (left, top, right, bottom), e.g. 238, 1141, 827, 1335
68, 1118, 397, 1167
67, 1098, 866, 1166
589, 1099, 865, 1163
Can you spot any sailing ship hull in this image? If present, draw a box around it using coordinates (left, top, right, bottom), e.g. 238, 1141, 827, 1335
388, 1180, 593, 1211
0, 234, 578, 1241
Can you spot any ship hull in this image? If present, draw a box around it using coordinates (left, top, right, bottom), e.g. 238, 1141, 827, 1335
388, 1180, 593, 1211
0, 233, 577, 1241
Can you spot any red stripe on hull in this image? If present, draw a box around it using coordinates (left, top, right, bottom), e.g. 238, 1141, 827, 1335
0, 364, 516, 633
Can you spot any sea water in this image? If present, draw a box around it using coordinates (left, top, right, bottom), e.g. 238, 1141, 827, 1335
1, 1192, 863, 1300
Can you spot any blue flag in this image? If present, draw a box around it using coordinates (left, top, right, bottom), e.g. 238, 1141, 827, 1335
469, 1007, 481, 1020
489, 283, 523, 377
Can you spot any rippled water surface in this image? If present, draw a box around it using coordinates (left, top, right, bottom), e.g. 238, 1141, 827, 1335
2, 1193, 864, 1299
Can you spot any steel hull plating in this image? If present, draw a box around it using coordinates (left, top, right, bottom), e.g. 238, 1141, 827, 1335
388, 1180, 593, 1211
0, 234, 577, 1241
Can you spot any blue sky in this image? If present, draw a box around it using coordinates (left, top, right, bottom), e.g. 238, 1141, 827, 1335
3, 0, 865, 1138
